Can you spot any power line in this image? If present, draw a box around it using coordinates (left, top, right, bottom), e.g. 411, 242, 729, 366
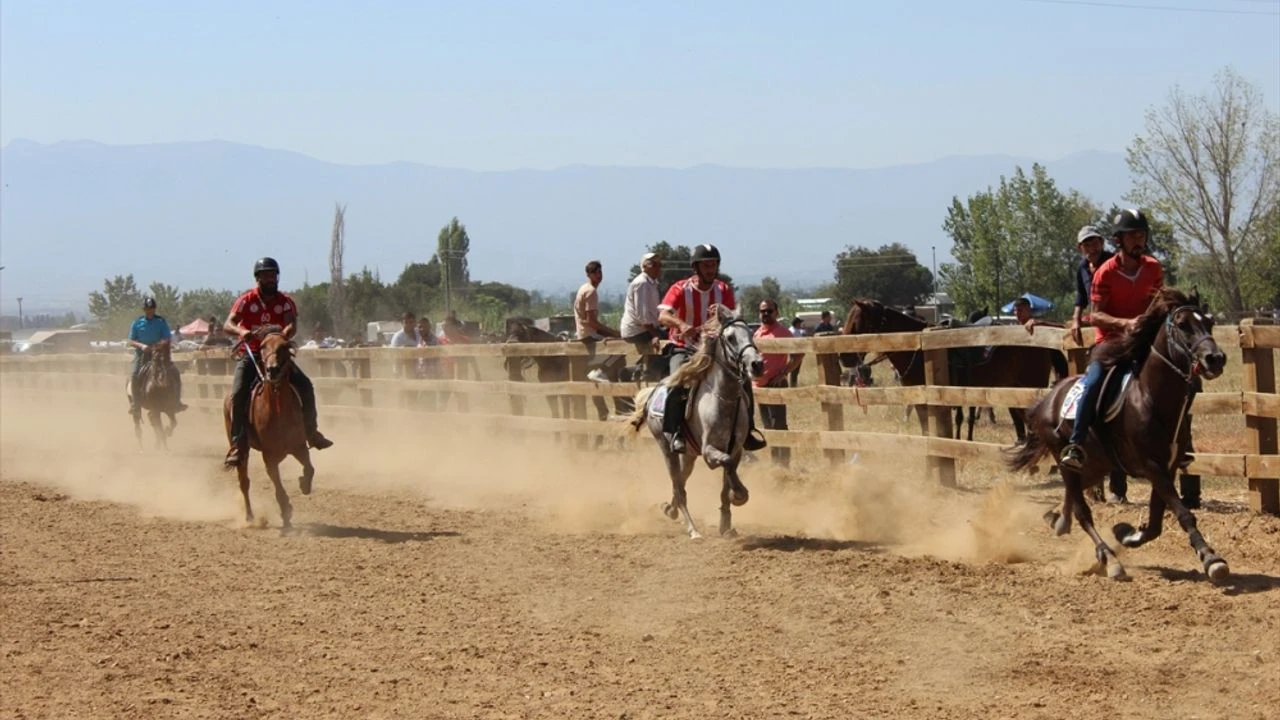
1016, 0, 1279, 14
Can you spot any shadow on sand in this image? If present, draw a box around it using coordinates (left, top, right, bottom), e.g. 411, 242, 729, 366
293, 523, 461, 544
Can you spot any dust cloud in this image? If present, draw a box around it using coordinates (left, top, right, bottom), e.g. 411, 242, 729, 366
0, 384, 1046, 566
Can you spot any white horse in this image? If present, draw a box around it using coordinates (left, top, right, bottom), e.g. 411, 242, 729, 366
628, 304, 765, 539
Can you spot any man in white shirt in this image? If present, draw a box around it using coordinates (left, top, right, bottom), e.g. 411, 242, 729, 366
621, 252, 664, 380
389, 311, 421, 381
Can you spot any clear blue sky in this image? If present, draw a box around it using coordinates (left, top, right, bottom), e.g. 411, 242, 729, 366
3, 0, 1278, 171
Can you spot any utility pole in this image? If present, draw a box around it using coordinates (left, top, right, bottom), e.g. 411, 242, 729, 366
931, 246, 937, 296
16, 297, 23, 329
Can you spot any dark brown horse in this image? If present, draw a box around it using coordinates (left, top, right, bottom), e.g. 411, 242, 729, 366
130, 339, 180, 449
504, 318, 572, 418
223, 330, 315, 529
841, 299, 1067, 441
1005, 287, 1228, 582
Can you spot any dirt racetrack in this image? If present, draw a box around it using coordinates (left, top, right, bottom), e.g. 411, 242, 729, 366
2, 390, 1279, 720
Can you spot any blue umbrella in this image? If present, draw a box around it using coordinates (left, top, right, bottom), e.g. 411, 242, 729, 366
1001, 293, 1055, 315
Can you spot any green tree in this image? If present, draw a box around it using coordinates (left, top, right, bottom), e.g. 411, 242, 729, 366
437, 217, 471, 312
389, 260, 443, 316
939, 164, 1096, 317
1126, 66, 1280, 313
833, 243, 934, 308
738, 276, 786, 319
290, 282, 334, 335
344, 267, 391, 332
178, 288, 239, 325
147, 282, 182, 316
627, 242, 735, 296
87, 274, 144, 338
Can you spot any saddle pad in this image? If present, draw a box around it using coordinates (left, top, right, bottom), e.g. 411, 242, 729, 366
1061, 370, 1132, 422
648, 385, 670, 418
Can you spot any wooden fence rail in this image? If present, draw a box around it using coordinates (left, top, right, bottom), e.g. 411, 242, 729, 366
3, 321, 1276, 513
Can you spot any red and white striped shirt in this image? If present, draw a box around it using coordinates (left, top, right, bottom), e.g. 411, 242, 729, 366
658, 276, 736, 348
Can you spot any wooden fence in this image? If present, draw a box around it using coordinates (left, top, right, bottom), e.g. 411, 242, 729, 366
3, 320, 1277, 513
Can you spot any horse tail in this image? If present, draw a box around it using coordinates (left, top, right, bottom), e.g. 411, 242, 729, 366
1049, 350, 1069, 381
628, 386, 656, 431
1004, 394, 1052, 474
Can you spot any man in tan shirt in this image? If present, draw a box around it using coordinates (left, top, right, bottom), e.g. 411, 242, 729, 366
574, 260, 626, 418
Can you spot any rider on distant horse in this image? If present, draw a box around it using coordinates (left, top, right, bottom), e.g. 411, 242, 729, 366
1060, 209, 1163, 471
128, 295, 188, 416
222, 257, 334, 468
656, 243, 768, 454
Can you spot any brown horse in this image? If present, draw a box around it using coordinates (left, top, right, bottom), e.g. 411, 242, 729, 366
130, 339, 180, 449
841, 299, 1067, 441
222, 330, 315, 529
1005, 287, 1228, 582
504, 318, 572, 418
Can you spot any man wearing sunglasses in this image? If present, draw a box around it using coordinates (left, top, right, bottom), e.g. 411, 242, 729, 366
754, 299, 802, 467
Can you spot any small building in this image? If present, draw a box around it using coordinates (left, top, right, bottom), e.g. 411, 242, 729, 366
20, 329, 91, 354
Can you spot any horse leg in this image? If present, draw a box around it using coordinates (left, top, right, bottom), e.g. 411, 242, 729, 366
953, 407, 962, 439
1044, 470, 1078, 537
1009, 408, 1027, 444
293, 447, 315, 495
719, 462, 748, 537
166, 411, 177, 438
660, 449, 700, 539
149, 409, 166, 450
237, 460, 254, 524
132, 411, 143, 447
1147, 475, 1229, 582
264, 455, 293, 530
1112, 489, 1167, 549
1066, 478, 1129, 581
967, 407, 977, 442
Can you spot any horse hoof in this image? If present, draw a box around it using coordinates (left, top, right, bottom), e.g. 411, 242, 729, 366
1112, 522, 1138, 545
661, 503, 679, 521
1108, 564, 1132, 582
1052, 514, 1071, 537
688, 531, 703, 540
1206, 560, 1230, 583
720, 527, 738, 538
730, 490, 749, 507
299, 476, 313, 495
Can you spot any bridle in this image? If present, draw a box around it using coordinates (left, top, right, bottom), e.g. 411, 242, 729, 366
853, 301, 920, 377
704, 317, 758, 383
1148, 305, 1215, 384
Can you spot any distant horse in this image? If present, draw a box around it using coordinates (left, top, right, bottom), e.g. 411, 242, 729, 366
1006, 287, 1228, 582
841, 299, 1067, 442
504, 318, 572, 418
627, 305, 765, 539
223, 329, 315, 530
129, 339, 180, 449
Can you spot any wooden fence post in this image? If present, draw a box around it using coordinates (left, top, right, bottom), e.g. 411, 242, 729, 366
817, 352, 845, 466
1241, 320, 1278, 515
923, 347, 956, 488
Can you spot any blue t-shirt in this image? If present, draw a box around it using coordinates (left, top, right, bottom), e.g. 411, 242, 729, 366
129, 315, 172, 356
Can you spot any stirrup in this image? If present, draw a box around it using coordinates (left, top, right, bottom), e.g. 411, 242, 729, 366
668, 432, 686, 453
1060, 443, 1086, 470
743, 429, 768, 452
223, 445, 243, 468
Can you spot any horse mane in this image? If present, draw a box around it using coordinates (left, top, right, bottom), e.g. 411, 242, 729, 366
1093, 286, 1195, 370
667, 305, 728, 388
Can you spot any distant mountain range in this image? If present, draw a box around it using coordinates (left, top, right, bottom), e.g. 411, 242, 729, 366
0, 139, 1130, 316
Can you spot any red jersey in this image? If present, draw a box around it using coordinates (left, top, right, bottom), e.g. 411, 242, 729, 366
1090, 254, 1163, 344
659, 276, 736, 347
231, 288, 298, 353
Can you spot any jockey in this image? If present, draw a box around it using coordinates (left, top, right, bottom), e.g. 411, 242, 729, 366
222, 257, 333, 467
128, 295, 188, 416
1060, 209, 1163, 471
656, 243, 767, 454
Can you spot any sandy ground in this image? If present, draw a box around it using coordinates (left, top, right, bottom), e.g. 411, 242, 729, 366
2, 388, 1278, 720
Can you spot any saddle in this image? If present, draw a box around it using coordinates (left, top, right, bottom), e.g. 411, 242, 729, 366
246, 371, 302, 426
1061, 367, 1133, 423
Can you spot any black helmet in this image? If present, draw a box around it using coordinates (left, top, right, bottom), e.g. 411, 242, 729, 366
253, 257, 281, 277
690, 243, 721, 267
1111, 208, 1150, 238
142, 296, 157, 309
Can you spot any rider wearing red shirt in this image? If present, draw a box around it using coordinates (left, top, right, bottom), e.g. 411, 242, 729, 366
222, 257, 334, 467
656, 244, 767, 454
1060, 209, 1163, 471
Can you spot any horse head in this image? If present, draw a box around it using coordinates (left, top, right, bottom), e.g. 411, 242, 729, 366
1161, 287, 1226, 380
259, 332, 296, 385
707, 304, 764, 380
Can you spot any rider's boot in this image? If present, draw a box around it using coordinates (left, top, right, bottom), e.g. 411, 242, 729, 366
173, 367, 189, 413
224, 362, 251, 468
664, 386, 689, 453
128, 373, 141, 417
742, 380, 768, 452
298, 377, 334, 450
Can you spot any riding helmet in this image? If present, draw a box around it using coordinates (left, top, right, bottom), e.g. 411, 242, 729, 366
142, 296, 157, 309
254, 257, 281, 277
690, 244, 721, 267
1111, 208, 1150, 238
